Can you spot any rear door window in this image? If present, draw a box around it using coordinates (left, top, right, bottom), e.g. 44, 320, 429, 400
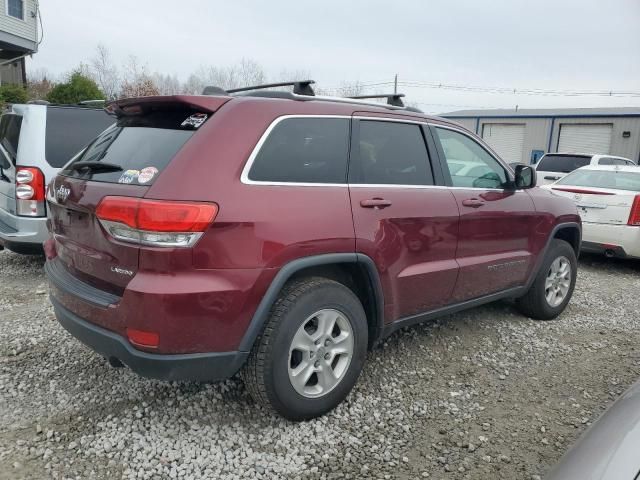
45, 108, 115, 168
60, 107, 205, 185
349, 120, 434, 185
536, 154, 590, 173
0, 113, 23, 166
247, 117, 350, 184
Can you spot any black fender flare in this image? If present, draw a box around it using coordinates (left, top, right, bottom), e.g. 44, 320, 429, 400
237, 253, 385, 352
523, 221, 582, 292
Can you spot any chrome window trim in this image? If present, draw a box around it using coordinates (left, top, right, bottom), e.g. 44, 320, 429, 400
240, 114, 351, 187
240, 114, 523, 192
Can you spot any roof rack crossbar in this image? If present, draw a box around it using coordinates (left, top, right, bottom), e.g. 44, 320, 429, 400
348, 93, 405, 107
227, 80, 316, 96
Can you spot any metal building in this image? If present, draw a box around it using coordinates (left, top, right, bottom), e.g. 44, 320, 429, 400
442, 107, 640, 164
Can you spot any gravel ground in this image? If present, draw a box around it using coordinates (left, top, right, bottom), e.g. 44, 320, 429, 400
0, 250, 639, 480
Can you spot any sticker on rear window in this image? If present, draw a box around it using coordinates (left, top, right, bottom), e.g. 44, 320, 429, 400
118, 169, 140, 184
181, 113, 208, 129
137, 166, 159, 184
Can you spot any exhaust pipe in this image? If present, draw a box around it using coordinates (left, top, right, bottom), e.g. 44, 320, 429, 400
604, 249, 615, 258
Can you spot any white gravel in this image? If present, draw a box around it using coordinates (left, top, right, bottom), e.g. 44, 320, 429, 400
0, 250, 639, 479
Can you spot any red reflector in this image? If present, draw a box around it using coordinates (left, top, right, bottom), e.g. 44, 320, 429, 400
96, 197, 218, 232
551, 187, 615, 195
126, 328, 159, 348
628, 195, 640, 226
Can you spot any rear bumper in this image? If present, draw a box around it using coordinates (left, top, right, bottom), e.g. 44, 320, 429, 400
0, 208, 48, 252
51, 296, 248, 382
582, 222, 640, 259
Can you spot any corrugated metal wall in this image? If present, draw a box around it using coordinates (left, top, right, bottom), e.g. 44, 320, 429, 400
442, 115, 640, 164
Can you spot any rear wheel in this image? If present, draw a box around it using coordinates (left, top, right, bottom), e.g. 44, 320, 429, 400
516, 239, 577, 320
242, 277, 367, 420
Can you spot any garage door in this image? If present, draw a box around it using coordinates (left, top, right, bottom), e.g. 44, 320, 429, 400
557, 124, 612, 154
481, 123, 525, 163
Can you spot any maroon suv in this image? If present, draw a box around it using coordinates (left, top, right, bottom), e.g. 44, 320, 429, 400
44, 82, 581, 420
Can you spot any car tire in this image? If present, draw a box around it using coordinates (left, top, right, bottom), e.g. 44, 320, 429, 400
516, 239, 577, 320
242, 277, 368, 421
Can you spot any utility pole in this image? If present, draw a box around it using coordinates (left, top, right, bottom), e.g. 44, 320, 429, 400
394, 74, 398, 94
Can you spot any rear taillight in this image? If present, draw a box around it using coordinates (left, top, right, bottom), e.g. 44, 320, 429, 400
15, 167, 46, 217
96, 196, 218, 247
628, 195, 640, 226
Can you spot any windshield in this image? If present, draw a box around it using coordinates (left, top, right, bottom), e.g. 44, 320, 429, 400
537, 154, 590, 173
556, 169, 640, 192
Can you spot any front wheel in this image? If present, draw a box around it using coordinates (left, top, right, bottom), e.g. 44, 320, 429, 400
242, 277, 368, 420
516, 239, 577, 320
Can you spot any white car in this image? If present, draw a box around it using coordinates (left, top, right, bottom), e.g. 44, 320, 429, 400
541, 165, 640, 259
535, 153, 636, 186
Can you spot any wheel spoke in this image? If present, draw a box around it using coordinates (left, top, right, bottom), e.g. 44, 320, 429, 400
289, 360, 315, 391
291, 327, 315, 352
317, 363, 338, 391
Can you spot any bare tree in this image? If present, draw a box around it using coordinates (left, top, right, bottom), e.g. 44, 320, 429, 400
152, 73, 182, 95
184, 59, 267, 94
335, 81, 366, 98
91, 44, 120, 100
26, 68, 55, 100
118, 56, 160, 98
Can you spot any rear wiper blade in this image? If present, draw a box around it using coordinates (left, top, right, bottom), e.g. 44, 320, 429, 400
69, 161, 123, 173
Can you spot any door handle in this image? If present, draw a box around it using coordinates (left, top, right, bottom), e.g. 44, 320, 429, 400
544, 175, 560, 181
360, 198, 392, 209
461, 198, 485, 208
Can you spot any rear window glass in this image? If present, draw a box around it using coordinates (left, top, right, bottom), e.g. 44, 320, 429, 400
556, 169, 640, 192
537, 154, 590, 173
0, 113, 23, 164
45, 107, 115, 168
248, 118, 349, 184
597, 157, 631, 166
350, 121, 433, 185
60, 107, 205, 185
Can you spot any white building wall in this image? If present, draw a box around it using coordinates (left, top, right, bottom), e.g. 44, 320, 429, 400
0, 0, 38, 44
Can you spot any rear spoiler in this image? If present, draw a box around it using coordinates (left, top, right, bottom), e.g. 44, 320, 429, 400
105, 95, 231, 117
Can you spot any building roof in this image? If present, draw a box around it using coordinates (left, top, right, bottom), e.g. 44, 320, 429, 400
442, 107, 640, 118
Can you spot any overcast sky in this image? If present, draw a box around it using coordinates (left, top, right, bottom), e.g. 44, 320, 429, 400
27, 0, 640, 113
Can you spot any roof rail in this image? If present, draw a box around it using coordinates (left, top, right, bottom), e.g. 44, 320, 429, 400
228, 80, 315, 96
348, 94, 405, 107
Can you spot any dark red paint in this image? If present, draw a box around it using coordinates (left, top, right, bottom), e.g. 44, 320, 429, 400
45, 95, 580, 356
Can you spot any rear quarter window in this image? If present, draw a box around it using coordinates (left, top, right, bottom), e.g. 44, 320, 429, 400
46, 108, 115, 168
247, 117, 350, 184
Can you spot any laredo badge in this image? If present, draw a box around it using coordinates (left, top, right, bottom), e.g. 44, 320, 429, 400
181, 113, 208, 129
137, 166, 159, 184
118, 169, 140, 184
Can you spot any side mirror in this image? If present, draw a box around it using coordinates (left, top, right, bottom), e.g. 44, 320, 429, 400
514, 164, 536, 189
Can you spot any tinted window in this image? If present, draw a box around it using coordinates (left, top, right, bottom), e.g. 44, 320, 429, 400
349, 121, 433, 185
60, 107, 203, 184
248, 118, 349, 183
557, 169, 640, 192
598, 157, 630, 166
45, 108, 115, 168
8, 0, 23, 19
536, 154, 590, 173
0, 113, 23, 164
434, 127, 508, 189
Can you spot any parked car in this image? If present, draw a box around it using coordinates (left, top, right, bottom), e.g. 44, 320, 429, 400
0, 104, 114, 254
536, 153, 636, 186
43, 84, 581, 420
542, 165, 640, 259
545, 377, 640, 480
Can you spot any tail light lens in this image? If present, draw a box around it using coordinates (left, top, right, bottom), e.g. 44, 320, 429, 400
628, 195, 640, 226
96, 196, 218, 247
15, 167, 46, 217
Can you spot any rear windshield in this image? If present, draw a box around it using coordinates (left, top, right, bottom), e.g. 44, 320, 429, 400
556, 169, 640, 192
46, 107, 115, 168
537, 154, 590, 173
0, 113, 23, 165
60, 107, 207, 185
